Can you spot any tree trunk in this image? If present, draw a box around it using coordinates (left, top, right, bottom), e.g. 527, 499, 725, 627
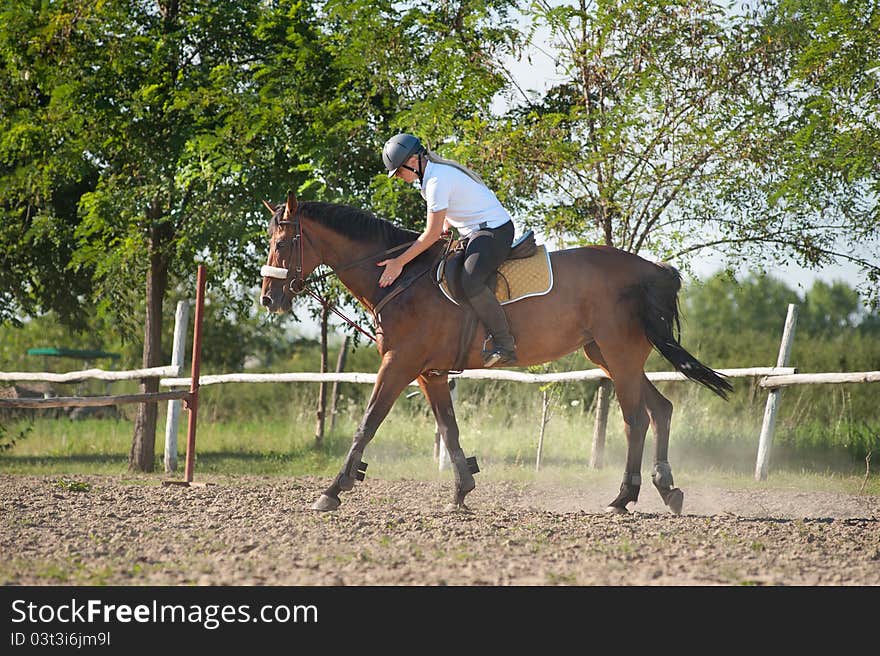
314, 302, 330, 447
329, 334, 350, 432
129, 217, 170, 472
130, 3, 180, 472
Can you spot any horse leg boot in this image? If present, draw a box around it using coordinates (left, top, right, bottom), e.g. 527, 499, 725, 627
606, 473, 641, 514
652, 461, 684, 515
312, 444, 368, 511
467, 287, 517, 367
448, 448, 477, 509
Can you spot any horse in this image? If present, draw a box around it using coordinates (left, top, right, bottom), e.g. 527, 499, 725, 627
260, 192, 732, 515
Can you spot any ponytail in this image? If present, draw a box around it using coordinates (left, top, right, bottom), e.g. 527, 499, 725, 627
425, 150, 486, 187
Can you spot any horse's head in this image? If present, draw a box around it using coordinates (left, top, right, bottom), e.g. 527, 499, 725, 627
260, 192, 321, 313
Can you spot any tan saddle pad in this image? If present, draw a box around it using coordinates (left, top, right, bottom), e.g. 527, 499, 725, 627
437, 245, 553, 306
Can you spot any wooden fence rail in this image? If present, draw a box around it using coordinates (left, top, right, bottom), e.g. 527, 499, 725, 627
158, 366, 797, 388
0, 366, 179, 384
0, 390, 190, 409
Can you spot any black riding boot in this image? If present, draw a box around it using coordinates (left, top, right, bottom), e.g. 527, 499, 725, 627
468, 287, 517, 367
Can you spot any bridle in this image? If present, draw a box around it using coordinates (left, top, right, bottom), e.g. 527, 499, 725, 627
261, 207, 450, 343
266, 209, 306, 296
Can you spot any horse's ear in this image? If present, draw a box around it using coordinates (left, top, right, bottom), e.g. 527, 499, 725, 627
284, 190, 297, 219
262, 200, 277, 215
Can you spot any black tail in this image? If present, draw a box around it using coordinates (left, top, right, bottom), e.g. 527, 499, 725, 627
629, 263, 733, 400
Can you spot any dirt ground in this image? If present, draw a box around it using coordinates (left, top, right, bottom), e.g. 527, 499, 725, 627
2, 473, 878, 586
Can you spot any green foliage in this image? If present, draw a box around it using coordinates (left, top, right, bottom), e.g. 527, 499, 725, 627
1, 1, 879, 474
725, 0, 880, 305
0, 419, 31, 452
451, 0, 879, 304
54, 478, 91, 493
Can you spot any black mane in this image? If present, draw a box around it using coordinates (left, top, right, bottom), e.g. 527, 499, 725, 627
270, 201, 419, 247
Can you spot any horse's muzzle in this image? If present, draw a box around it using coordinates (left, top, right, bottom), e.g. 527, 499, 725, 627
260, 288, 291, 314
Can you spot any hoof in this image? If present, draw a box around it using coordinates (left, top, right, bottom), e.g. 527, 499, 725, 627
453, 481, 475, 507
665, 488, 684, 515
311, 494, 341, 512
604, 504, 629, 515
444, 502, 473, 514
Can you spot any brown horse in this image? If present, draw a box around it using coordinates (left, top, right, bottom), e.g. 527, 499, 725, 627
260, 193, 732, 515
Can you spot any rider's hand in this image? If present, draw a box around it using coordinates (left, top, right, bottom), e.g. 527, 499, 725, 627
377, 258, 404, 288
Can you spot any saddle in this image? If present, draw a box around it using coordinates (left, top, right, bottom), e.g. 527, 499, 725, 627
434, 230, 554, 373
436, 230, 553, 307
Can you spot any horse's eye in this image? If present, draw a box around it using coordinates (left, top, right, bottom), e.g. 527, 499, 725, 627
276, 241, 286, 250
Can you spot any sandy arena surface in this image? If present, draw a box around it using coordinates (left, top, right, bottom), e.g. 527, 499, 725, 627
2, 474, 878, 586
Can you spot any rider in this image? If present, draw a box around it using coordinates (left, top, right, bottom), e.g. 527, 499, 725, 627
378, 132, 517, 367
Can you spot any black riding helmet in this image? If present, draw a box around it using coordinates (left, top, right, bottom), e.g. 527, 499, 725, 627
382, 133, 426, 178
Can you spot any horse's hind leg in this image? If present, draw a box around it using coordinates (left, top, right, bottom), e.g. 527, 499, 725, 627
418, 374, 476, 510
643, 377, 684, 515
584, 341, 649, 514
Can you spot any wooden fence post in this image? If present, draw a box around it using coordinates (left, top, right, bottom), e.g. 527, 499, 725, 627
314, 303, 329, 447
328, 335, 350, 432
755, 303, 799, 481
590, 379, 611, 469
535, 387, 552, 471
164, 300, 190, 473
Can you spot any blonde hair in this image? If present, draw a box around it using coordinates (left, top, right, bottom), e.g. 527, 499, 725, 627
425, 150, 486, 187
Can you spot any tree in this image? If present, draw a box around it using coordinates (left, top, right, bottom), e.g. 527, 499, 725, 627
801, 280, 861, 337
755, 0, 880, 305
66, 0, 299, 470
1, 1, 322, 469
454, 0, 879, 305
683, 271, 800, 338
0, 3, 99, 329
2, 0, 521, 468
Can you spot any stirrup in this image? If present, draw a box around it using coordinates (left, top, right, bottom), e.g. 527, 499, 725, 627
481, 346, 517, 368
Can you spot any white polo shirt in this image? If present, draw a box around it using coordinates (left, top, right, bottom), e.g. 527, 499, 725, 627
420, 161, 512, 237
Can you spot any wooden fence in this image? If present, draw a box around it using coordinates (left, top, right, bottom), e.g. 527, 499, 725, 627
3, 299, 878, 481
0, 266, 208, 485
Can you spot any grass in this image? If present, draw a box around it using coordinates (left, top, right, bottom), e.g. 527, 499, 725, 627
1, 380, 878, 496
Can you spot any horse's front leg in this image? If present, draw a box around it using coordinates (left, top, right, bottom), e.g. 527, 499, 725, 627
418, 374, 478, 510
311, 353, 417, 511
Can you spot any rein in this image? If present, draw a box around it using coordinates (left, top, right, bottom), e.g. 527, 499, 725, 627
263, 212, 452, 343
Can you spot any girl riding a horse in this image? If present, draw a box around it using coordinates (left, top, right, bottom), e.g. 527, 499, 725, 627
379, 133, 517, 368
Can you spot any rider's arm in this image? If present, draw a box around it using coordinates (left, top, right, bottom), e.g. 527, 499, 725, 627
399, 209, 447, 265
377, 209, 446, 287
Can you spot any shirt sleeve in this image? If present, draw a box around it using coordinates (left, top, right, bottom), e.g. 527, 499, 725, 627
423, 173, 450, 213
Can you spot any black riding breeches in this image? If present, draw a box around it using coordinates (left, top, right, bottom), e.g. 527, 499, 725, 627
460, 221, 514, 299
